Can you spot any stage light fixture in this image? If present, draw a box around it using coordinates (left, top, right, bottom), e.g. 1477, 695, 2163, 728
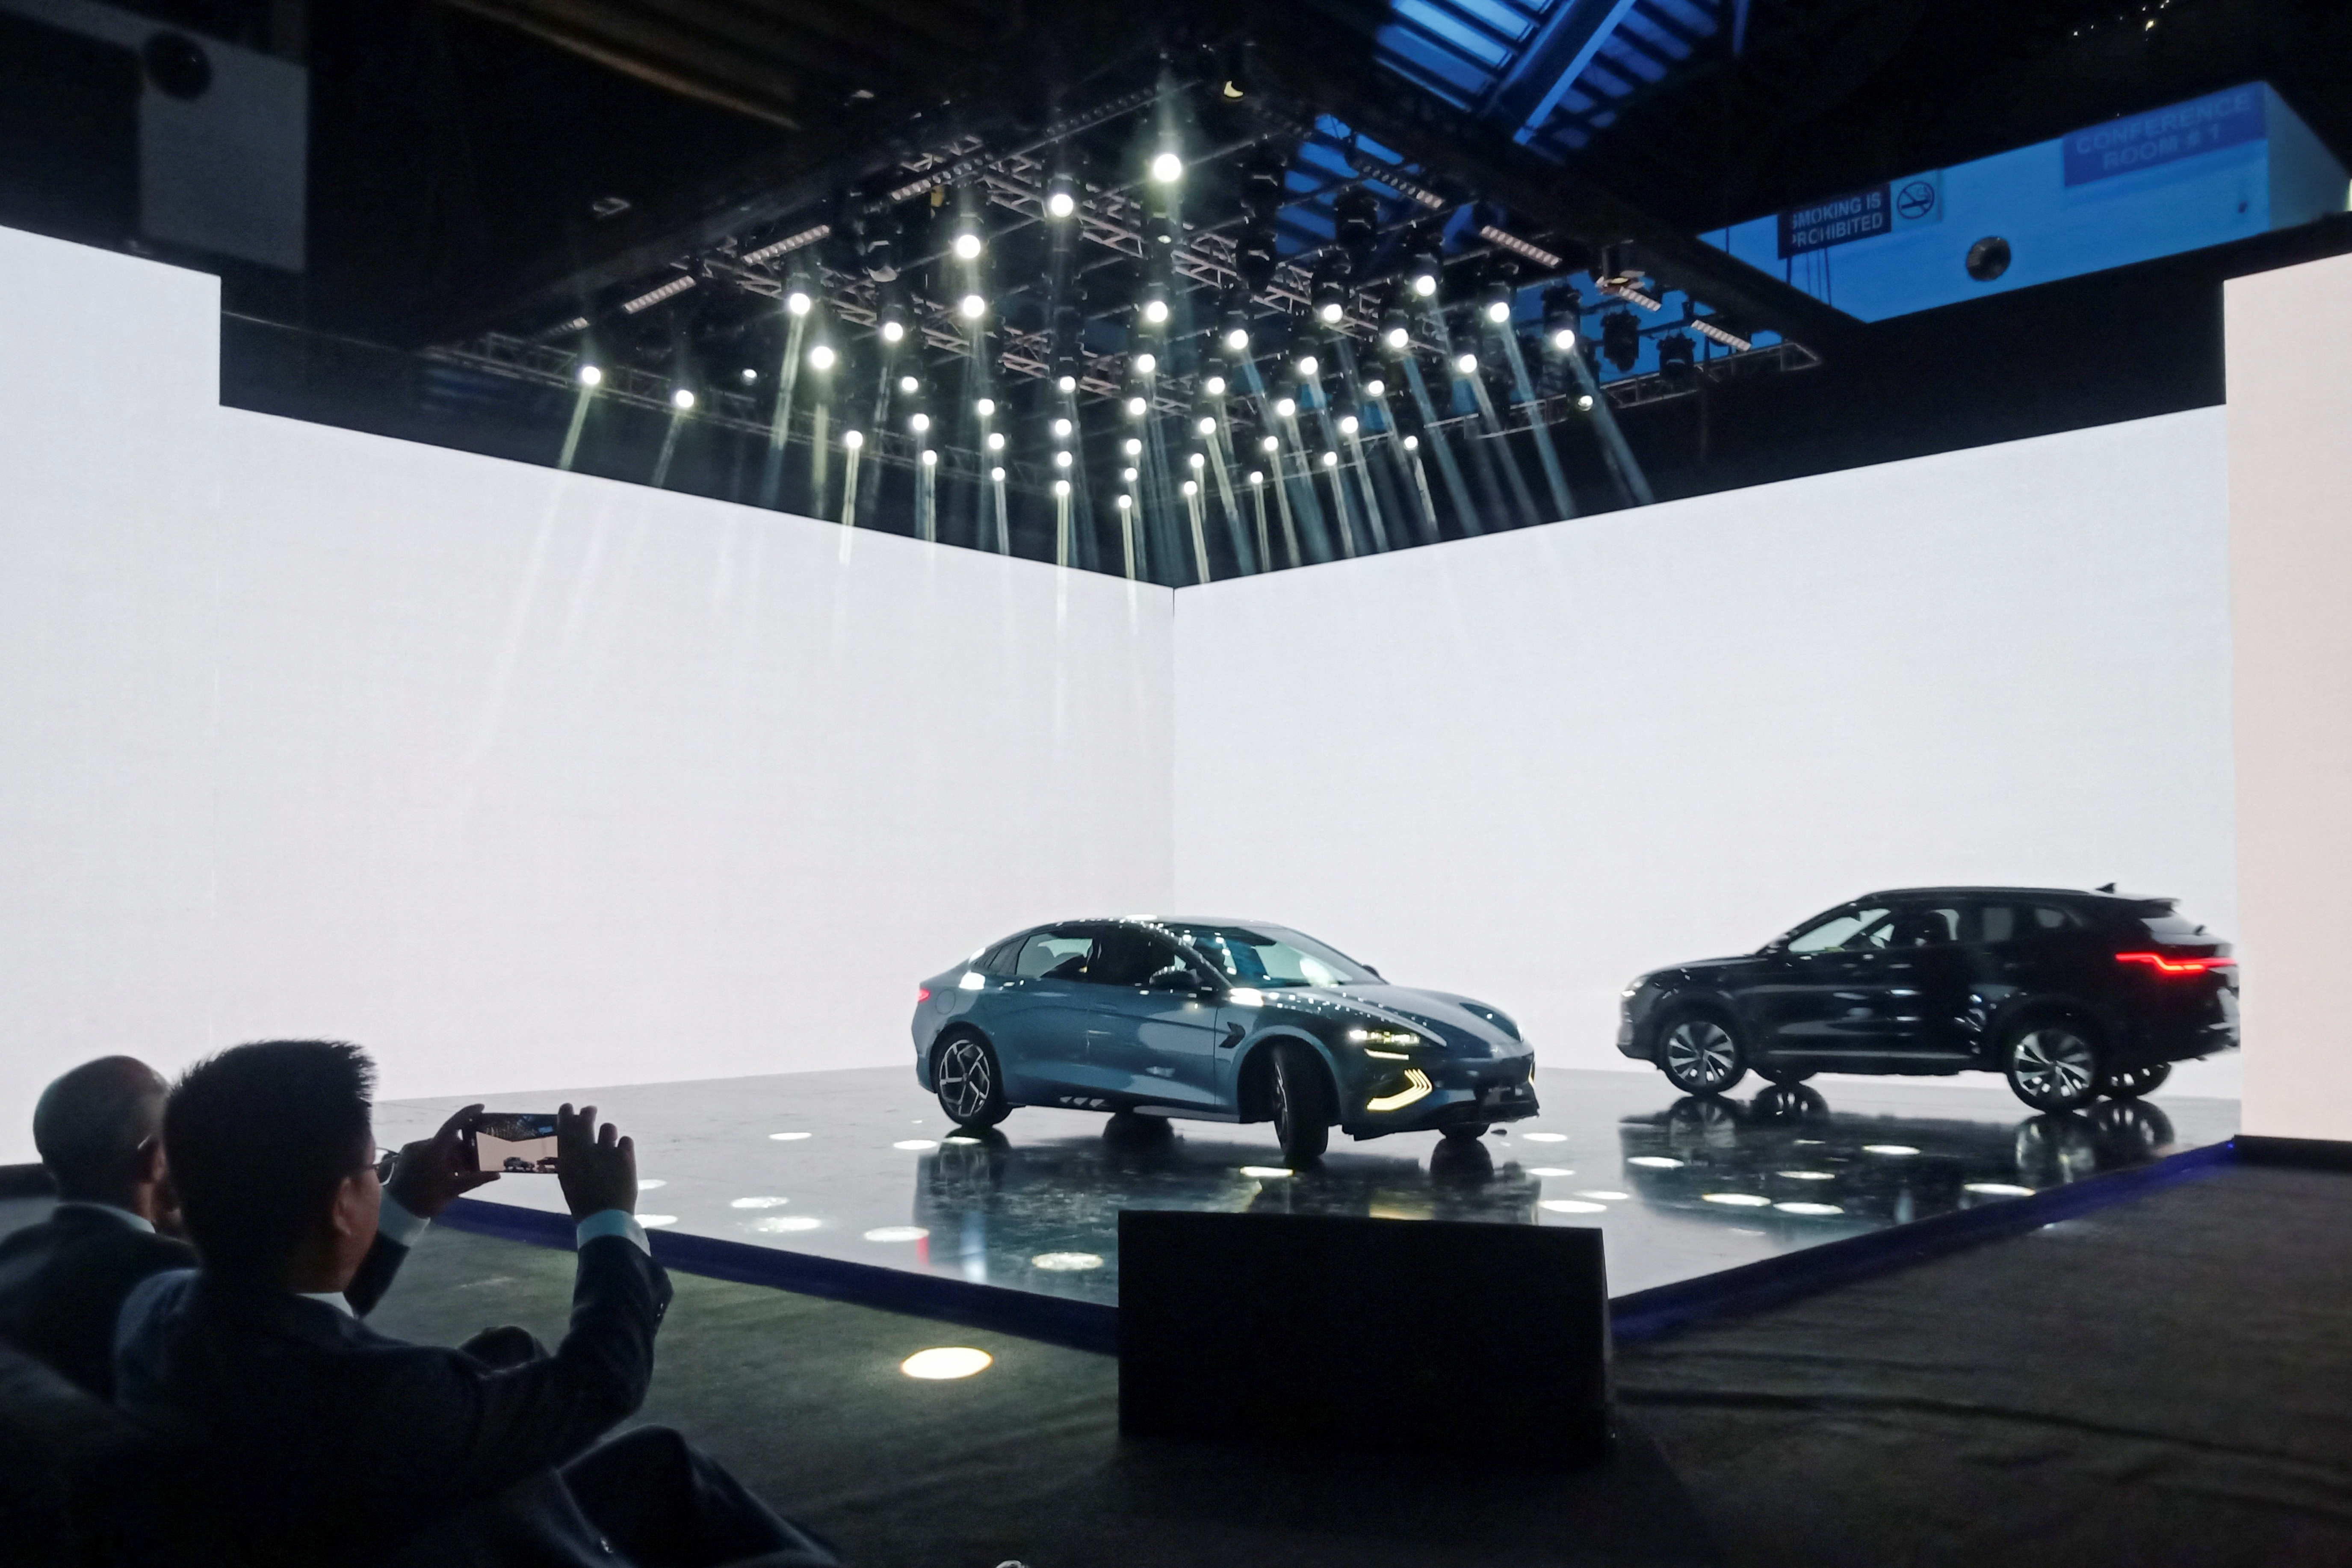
1384, 324, 1409, 350
1117, 494, 1132, 510
1124, 437, 1142, 455
1203, 375, 1226, 395
1150, 151, 1183, 183
986, 431, 1005, 450
899, 374, 919, 393
808, 343, 835, 370
1486, 299, 1511, 324
1123, 466, 1138, 481
787, 290, 812, 316
576, 364, 603, 387
1480, 277, 1514, 325
1126, 396, 1148, 417
1364, 378, 1385, 397
671, 388, 695, 410
842, 428, 864, 449
1197, 415, 1215, 435
1052, 416, 1072, 438
1143, 298, 1170, 325
1046, 172, 1077, 219
1274, 397, 1295, 417
1576, 393, 1595, 411
975, 397, 995, 417
951, 228, 983, 261
958, 293, 986, 320
740, 368, 758, 384
1410, 266, 1439, 298
1338, 414, 1359, 434
1055, 478, 1071, 496
1188, 452, 1205, 469
1261, 435, 1279, 452
1552, 327, 1578, 352
1314, 283, 1345, 325
1057, 374, 1077, 393
991, 465, 1006, 481
1295, 354, 1318, 378
909, 412, 929, 433
922, 449, 938, 466
1223, 324, 1249, 352
1247, 470, 1262, 485
1321, 451, 1338, 468
1402, 434, 1420, 451
1659, 332, 1697, 382
881, 319, 904, 344
1601, 310, 1641, 372
1135, 352, 1157, 375
1053, 449, 1073, 468
1454, 351, 1478, 375
1182, 478, 1197, 496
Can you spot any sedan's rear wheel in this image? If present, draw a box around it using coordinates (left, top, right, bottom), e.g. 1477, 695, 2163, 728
1753, 1062, 1816, 1087
2103, 1062, 2172, 1100
934, 1033, 1011, 1128
2003, 1021, 2102, 1112
1269, 1041, 1332, 1165
1660, 1016, 1747, 1096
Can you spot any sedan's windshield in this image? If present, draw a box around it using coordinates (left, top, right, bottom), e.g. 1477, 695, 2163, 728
1166, 924, 1379, 987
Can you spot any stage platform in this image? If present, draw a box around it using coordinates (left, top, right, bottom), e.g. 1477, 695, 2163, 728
375, 1066, 2236, 1332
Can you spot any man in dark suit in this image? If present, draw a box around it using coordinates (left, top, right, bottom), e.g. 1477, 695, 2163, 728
116, 1039, 834, 1568
0, 1055, 490, 1398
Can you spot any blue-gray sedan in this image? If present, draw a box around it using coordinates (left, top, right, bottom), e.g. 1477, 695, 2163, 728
911, 918, 1538, 1163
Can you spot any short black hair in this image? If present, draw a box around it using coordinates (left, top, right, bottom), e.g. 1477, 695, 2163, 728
33, 1056, 166, 1198
165, 1040, 377, 1275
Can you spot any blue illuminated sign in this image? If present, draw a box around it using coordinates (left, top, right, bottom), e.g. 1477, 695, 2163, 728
2062, 86, 2266, 186
1777, 170, 1942, 259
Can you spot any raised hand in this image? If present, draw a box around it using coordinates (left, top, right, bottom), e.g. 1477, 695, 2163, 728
554, 1103, 637, 1221
385, 1103, 501, 1218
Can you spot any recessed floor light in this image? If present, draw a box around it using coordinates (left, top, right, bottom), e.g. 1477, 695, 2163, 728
864, 1226, 929, 1243
1527, 1167, 1575, 1177
637, 1179, 665, 1190
1238, 1166, 1292, 1178
1522, 1132, 1568, 1142
768, 1132, 812, 1141
1540, 1199, 1606, 1215
1965, 1182, 2036, 1197
1702, 1193, 1772, 1207
1775, 1201, 1844, 1216
1575, 1190, 1629, 1201
1777, 1171, 1836, 1181
639, 1214, 678, 1227
1031, 1252, 1103, 1270
747, 1215, 821, 1233
902, 1347, 992, 1379
1628, 1156, 1683, 1169
893, 1139, 940, 1151
730, 1196, 789, 1209
1863, 1145, 1920, 1156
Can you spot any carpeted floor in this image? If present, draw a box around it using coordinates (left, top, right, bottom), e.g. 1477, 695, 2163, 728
362, 1161, 2352, 1568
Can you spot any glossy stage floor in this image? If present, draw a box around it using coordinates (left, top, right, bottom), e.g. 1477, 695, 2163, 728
377, 1066, 2237, 1322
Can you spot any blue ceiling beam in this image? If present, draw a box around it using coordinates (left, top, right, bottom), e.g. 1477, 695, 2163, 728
1477, 0, 1648, 146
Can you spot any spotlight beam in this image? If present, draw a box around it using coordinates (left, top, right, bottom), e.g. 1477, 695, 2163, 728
1560, 343, 1655, 508
1238, 357, 1334, 564
1460, 360, 1543, 530
1498, 331, 1577, 523
1398, 357, 1480, 538
1202, 421, 1257, 576
759, 307, 809, 509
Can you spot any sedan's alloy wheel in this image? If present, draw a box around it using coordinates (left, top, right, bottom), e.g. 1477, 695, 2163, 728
1662, 1019, 1742, 1094
937, 1037, 995, 1122
2007, 1026, 2099, 1110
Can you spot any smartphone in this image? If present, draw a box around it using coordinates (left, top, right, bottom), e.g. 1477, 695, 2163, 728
468, 1113, 561, 1174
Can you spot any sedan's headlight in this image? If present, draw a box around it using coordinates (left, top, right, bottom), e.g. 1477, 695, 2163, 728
1346, 1028, 1423, 1047
1621, 977, 1649, 999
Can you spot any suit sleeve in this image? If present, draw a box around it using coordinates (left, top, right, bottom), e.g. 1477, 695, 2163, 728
347, 1234, 673, 1513
341, 1232, 409, 1318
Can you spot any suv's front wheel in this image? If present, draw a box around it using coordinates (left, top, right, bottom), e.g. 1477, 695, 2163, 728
2002, 1019, 2103, 1112
2103, 1061, 2172, 1099
1659, 1014, 1747, 1096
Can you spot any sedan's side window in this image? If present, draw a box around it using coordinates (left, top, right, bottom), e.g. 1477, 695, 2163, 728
1087, 928, 1182, 987
1015, 932, 1096, 979
1786, 906, 1893, 953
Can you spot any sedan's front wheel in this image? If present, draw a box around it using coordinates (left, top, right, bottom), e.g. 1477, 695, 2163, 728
2003, 1021, 2103, 1112
1269, 1041, 1332, 1165
1659, 1016, 1747, 1096
934, 1032, 1011, 1128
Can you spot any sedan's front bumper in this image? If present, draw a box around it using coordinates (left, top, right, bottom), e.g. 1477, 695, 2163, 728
1344, 1058, 1539, 1139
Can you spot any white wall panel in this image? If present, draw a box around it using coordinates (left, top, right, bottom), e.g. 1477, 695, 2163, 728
1173, 411, 2237, 1088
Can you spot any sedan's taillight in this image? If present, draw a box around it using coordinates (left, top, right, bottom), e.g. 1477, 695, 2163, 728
2115, 951, 2235, 976
916, 986, 933, 1003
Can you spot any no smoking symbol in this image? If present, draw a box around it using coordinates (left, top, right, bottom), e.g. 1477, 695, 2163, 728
1896, 180, 1938, 220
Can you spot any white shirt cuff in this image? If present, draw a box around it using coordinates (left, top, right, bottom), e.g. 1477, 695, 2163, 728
575, 1209, 650, 1255
377, 1193, 431, 1249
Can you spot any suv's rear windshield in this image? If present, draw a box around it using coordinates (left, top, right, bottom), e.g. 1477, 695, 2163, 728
2139, 912, 2213, 940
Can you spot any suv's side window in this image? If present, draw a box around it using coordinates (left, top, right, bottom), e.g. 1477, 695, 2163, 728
1892, 905, 1963, 946
1786, 906, 1894, 953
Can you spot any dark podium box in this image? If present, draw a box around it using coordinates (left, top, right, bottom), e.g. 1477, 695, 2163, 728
1118, 1209, 1610, 1464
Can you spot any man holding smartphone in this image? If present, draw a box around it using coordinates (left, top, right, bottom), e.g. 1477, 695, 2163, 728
115, 1039, 835, 1568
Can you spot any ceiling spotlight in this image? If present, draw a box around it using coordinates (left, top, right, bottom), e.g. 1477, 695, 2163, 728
1576, 393, 1595, 411
1274, 397, 1296, 417
1188, 452, 1205, 469
986, 431, 1005, 450
958, 293, 986, 320
1295, 355, 1318, 378
1135, 352, 1157, 375
1383, 322, 1409, 351
671, 388, 695, 410
1552, 327, 1578, 352
899, 374, 919, 394
1203, 375, 1226, 396
1143, 298, 1170, 325
1247, 470, 1263, 486
1318, 300, 1343, 325
1402, 434, 1420, 451
1124, 437, 1142, 455
1149, 151, 1183, 183
1055, 478, 1071, 496
1601, 310, 1642, 372
1122, 466, 1138, 481
1338, 414, 1359, 434
787, 289, 812, 316
990, 465, 1006, 481
1485, 298, 1512, 324
1223, 325, 1249, 352
975, 397, 995, 417
1053, 449, 1073, 468
1321, 451, 1338, 468
1057, 374, 1077, 393
881, 320, 905, 344
951, 229, 983, 262
909, 412, 929, 432
1197, 415, 1216, 435
1052, 416, 1072, 438
1046, 173, 1077, 219
1364, 378, 1385, 397
808, 343, 836, 370
1126, 396, 1148, 417
842, 428, 863, 449
1410, 267, 1439, 298
576, 363, 603, 387
1454, 351, 1479, 375
1182, 478, 1198, 496
922, 448, 938, 466
1116, 494, 1132, 510
1659, 332, 1699, 382
740, 367, 758, 384
1312, 276, 1346, 325
1261, 435, 1279, 452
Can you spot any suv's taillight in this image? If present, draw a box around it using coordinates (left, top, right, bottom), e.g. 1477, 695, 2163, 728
2115, 951, 2235, 976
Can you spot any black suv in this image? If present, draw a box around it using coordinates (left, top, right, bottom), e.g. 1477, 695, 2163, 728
1617, 887, 2238, 1110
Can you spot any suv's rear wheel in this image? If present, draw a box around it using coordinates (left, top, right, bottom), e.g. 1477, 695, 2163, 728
2003, 1020, 2103, 1112
2103, 1062, 2172, 1099
1268, 1041, 1333, 1164
934, 1032, 1011, 1128
1660, 1015, 1747, 1096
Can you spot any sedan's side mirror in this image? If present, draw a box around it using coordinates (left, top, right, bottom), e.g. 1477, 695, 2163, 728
1146, 968, 1205, 993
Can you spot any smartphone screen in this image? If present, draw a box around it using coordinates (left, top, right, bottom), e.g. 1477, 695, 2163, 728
471, 1113, 561, 1174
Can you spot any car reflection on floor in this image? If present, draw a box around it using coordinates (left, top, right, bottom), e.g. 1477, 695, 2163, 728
1616, 1084, 2181, 1229
910, 1113, 1544, 1296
